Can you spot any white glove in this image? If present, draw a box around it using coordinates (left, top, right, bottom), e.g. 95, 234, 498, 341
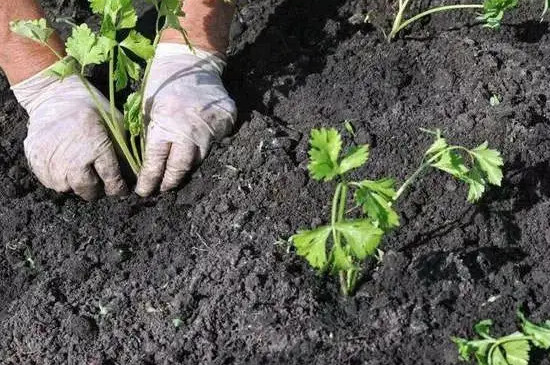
11, 72, 127, 201
135, 43, 236, 196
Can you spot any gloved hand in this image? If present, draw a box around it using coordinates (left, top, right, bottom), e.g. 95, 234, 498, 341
11, 72, 127, 201
135, 43, 236, 196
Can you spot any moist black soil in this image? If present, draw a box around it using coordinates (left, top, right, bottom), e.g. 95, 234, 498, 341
2, 0, 550, 364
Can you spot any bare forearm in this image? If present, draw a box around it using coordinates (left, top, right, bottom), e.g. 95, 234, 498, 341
161, 0, 235, 56
0, 0, 64, 84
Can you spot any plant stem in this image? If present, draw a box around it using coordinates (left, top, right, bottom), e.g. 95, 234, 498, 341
43, 41, 140, 174
390, 0, 412, 40
108, 52, 117, 127
130, 135, 141, 167
136, 31, 162, 160
332, 182, 354, 296
394, 146, 472, 201
389, 3, 484, 40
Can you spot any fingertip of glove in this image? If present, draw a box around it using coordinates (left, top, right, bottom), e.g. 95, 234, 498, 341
134, 183, 153, 198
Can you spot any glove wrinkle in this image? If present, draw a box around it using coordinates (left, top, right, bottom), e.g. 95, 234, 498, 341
135, 43, 237, 196
12, 71, 127, 200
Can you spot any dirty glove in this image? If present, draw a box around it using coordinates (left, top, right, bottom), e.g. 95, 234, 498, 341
135, 43, 236, 196
11, 72, 127, 201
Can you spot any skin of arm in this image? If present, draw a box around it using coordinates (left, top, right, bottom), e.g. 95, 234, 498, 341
161, 0, 236, 56
0, 0, 65, 85
1, 0, 235, 84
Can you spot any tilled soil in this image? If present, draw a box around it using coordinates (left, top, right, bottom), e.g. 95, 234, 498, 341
2, 0, 550, 364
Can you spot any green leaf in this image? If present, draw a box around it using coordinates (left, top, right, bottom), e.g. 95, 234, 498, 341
115, 48, 141, 91
9, 19, 54, 44
334, 220, 384, 260
117, 0, 138, 29
431, 150, 469, 178
330, 243, 353, 272
475, 319, 494, 339
356, 178, 397, 200
89, 0, 106, 13
46, 57, 78, 80
471, 142, 504, 186
452, 337, 494, 364
517, 311, 550, 349
308, 128, 342, 181
354, 179, 399, 229
158, 0, 191, 44
99, 13, 116, 39
425, 131, 448, 156
355, 188, 399, 230
452, 337, 473, 361
120, 30, 155, 61
339, 145, 369, 175
492, 346, 508, 365
500, 335, 530, 365
479, 0, 518, 28
92, 0, 137, 29
463, 166, 486, 203
123, 92, 144, 136
66, 24, 115, 68
291, 225, 331, 271
159, 0, 184, 17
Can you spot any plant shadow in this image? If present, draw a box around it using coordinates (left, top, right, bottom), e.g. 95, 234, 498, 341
384, 156, 550, 285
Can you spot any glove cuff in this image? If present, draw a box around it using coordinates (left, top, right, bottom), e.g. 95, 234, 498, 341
155, 43, 227, 76
10, 65, 64, 112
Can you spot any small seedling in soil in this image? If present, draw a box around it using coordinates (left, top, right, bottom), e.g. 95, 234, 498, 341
490, 94, 501, 106
453, 311, 550, 365
388, 0, 518, 40
9, 0, 191, 175
290, 127, 503, 295
172, 318, 183, 328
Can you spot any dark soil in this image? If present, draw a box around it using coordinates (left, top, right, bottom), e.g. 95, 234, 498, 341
2, 0, 550, 364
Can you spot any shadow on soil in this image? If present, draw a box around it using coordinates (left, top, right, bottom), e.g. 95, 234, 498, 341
225, 0, 371, 124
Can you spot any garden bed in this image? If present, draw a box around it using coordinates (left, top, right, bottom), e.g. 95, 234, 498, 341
2, 0, 550, 363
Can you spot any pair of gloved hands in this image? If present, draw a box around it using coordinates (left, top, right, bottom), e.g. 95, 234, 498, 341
11, 43, 236, 200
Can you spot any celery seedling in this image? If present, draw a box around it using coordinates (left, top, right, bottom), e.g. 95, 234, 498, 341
453, 311, 550, 365
291, 128, 503, 295
9, 0, 191, 175
388, 0, 518, 40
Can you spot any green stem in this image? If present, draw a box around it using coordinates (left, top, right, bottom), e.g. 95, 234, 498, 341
338, 183, 359, 295
394, 146, 472, 201
330, 183, 346, 295
136, 32, 162, 161
390, 0, 412, 40
338, 183, 348, 222
41, 41, 140, 174
389, 3, 484, 40
332, 182, 354, 296
79, 75, 140, 174
130, 135, 141, 168
108, 52, 117, 126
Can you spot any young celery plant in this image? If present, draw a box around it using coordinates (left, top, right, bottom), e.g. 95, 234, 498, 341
453, 311, 550, 365
9, 0, 191, 175
388, 0, 518, 40
291, 127, 503, 296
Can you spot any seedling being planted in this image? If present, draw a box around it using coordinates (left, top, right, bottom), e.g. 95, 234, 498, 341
290, 128, 503, 295
453, 311, 550, 365
9, 0, 191, 175
388, 0, 518, 40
